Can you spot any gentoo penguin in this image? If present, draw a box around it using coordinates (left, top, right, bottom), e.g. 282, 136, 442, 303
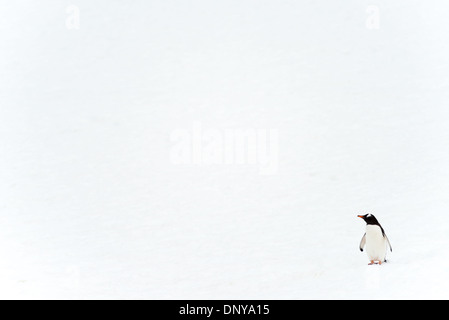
357, 214, 392, 265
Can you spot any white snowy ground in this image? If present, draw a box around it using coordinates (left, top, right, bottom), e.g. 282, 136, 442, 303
1, 1, 449, 299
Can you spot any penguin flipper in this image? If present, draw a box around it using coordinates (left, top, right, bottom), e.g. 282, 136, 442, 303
359, 233, 366, 252
385, 234, 392, 252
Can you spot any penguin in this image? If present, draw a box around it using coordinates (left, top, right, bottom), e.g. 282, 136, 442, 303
357, 214, 392, 265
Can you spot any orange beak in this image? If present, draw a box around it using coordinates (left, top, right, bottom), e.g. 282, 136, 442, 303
357, 215, 364, 218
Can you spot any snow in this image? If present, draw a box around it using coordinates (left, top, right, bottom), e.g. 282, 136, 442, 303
1, 1, 449, 299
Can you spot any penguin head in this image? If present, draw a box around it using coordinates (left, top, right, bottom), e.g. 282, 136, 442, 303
357, 213, 379, 225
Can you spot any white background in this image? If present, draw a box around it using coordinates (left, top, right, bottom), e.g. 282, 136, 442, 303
1, 1, 449, 299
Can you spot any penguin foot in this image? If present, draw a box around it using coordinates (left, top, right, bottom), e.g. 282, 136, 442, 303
368, 261, 375, 265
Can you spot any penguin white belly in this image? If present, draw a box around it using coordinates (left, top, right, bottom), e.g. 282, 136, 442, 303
365, 225, 387, 261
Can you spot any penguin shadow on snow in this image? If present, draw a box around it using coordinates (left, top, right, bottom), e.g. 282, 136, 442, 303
357, 214, 392, 265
